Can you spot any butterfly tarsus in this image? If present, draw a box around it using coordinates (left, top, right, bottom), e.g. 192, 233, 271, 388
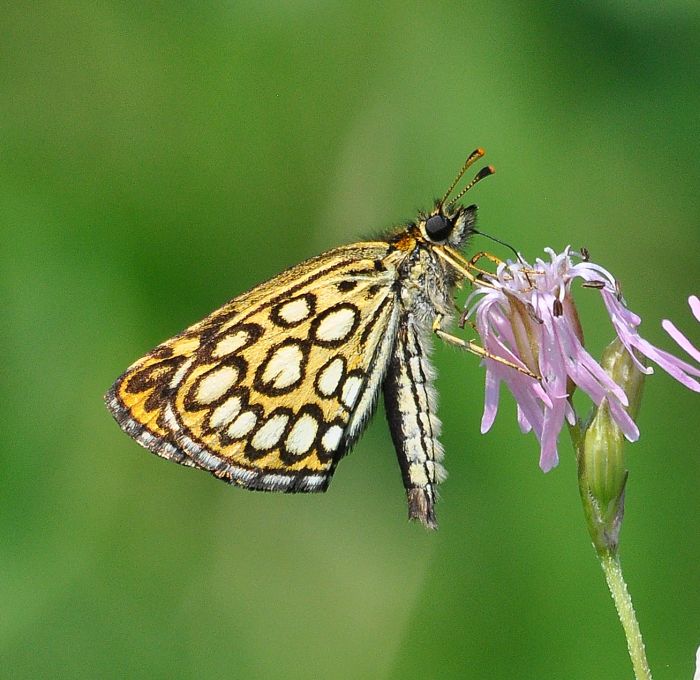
432, 314, 539, 379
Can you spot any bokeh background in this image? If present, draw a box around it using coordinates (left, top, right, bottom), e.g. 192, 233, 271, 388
3, 3, 699, 679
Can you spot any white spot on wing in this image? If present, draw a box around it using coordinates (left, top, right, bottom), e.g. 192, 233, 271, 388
285, 414, 318, 456
227, 410, 257, 438
251, 413, 289, 450
164, 404, 181, 430
277, 298, 311, 324
317, 358, 344, 397
196, 366, 239, 403
209, 396, 242, 429
341, 375, 363, 409
212, 330, 249, 358
169, 357, 194, 388
261, 343, 304, 389
315, 306, 357, 343
321, 425, 343, 453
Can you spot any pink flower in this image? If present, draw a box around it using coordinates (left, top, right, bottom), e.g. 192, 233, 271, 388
464, 248, 700, 472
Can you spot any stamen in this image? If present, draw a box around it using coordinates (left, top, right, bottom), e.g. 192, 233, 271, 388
552, 299, 563, 317
582, 280, 606, 290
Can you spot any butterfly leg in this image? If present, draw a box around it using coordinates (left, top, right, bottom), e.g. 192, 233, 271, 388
432, 315, 538, 378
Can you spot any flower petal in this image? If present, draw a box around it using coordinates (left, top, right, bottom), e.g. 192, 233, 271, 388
481, 368, 501, 433
689, 295, 700, 322
662, 319, 700, 363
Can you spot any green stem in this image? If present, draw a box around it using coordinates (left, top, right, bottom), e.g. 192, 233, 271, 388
599, 551, 652, 680
568, 423, 652, 680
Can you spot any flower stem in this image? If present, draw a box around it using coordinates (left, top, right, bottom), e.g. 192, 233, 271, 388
568, 423, 652, 680
599, 550, 652, 680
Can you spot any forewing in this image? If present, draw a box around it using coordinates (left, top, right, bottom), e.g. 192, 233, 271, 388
106, 243, 402, 492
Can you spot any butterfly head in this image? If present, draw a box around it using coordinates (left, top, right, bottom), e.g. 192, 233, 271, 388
420, 203, 478, 248
418, 148, 495, 249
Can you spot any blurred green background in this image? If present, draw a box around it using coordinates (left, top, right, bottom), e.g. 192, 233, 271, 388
2, 3, 699, 679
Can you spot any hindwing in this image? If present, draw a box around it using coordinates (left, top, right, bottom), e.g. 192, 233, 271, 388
106, 243, 404, 492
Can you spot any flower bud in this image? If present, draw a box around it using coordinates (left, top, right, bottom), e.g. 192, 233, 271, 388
580, 398, 627, 552
600, 338, 646, 421
578, 338, 646, 554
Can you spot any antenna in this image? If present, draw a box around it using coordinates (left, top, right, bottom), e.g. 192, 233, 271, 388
447, 165, 495, 208
439, 148, 486, 207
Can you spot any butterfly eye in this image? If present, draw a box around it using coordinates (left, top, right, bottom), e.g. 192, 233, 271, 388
425, 214, 452, 241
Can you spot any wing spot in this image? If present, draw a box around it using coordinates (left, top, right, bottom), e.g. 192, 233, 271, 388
169, 357, 195, 388
285, 413, 319, 457
279, 298, 310, 323
164, 404, 180, 430
259, 342, 305, 391
277, 298, 311, 324
270, 294, 316, 328
226, 410, 257, 439
251, 412, 290, 451
312, 304, 359, 345
316, 357, 345, 397
321, 425, 344, 453
196, 365, 239, 404
341, 375, 363, 409
212, 330, 250, 358
209, 395, 242, 429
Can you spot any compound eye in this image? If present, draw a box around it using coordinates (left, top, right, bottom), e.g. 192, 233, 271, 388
425, 214, 452, 241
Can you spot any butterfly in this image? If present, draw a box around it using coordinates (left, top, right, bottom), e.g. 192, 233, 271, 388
105, 148, 510, 529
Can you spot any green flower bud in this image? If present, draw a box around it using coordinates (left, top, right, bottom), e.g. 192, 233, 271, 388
580, 398, 627, 552
578, 338, 646, 554
600, 338, 646, 421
